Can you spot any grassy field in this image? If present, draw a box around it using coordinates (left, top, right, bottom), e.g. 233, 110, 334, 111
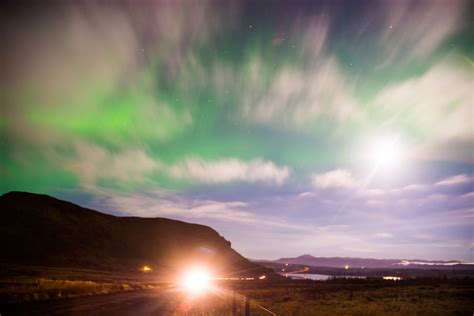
2, 264, 473, 315
0, 276, 161, 303
226, 278, 474, 316
0, 264, 164, 304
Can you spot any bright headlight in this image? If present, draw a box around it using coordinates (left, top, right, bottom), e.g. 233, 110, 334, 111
181, 267, 212, 294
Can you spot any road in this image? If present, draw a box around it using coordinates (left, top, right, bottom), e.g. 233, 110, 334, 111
1, 286, 232, 315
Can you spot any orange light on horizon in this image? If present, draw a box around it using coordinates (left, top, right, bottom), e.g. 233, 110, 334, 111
141, 265, 152, 272
259, 275, 266, 280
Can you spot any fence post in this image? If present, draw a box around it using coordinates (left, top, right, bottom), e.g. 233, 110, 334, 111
232, 291, 237, 316
244, 297, 250, 316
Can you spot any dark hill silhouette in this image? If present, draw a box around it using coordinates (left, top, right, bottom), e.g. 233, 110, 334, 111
0, 191, 272, 278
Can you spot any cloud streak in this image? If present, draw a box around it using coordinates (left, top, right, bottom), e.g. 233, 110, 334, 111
376, 0, 465, 63
63, 143, 290, 186
312, 169, 356, 189
166, 157, 290, 185
90, 188, 299, 229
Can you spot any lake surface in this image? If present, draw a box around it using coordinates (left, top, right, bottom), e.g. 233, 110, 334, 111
281, 273, 366, 280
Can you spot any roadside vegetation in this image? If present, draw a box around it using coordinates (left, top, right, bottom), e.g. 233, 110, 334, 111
0, 264, 163, 304
0, 277, 160, 303
227, 278, 474, 315
2, 264, 473, 315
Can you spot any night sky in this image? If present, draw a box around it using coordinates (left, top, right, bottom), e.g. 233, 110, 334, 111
1, 0, 473, 261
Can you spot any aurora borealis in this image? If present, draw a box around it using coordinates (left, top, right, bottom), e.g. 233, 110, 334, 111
1, 0, 473, 261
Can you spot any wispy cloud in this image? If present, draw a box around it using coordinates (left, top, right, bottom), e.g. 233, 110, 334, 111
166, 157, 290, 185
90, 189, 299, 228
312, 169, 356, 189
376, 0, 465, 63
436, 174, 473, 187
375, 232, 393, 238
65, 142, 157, 185
63, 143, 290, 186
240, 57, 360, 129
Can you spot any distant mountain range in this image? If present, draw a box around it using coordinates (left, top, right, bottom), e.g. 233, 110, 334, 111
256, 254, 468, 269
0, 191, 273, 278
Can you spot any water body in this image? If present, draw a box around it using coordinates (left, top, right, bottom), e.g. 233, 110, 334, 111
282, 273, 366, 280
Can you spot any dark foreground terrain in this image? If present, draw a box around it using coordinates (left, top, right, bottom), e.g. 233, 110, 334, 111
0, 264, 267, 316
1, 264, 473, 315
230, 278, 474, 316
2, 286, 259, 316
2, 278, 474, 315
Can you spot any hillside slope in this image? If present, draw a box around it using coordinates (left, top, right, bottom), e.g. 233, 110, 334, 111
0, 192, 270, 277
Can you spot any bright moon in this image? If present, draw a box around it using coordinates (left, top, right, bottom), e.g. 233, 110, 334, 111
369, 137, 403, 170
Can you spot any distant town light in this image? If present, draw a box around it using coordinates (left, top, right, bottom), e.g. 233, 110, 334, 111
259, 275, 266, 280
345, 265, 349, 270
141, 265, 152, 272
